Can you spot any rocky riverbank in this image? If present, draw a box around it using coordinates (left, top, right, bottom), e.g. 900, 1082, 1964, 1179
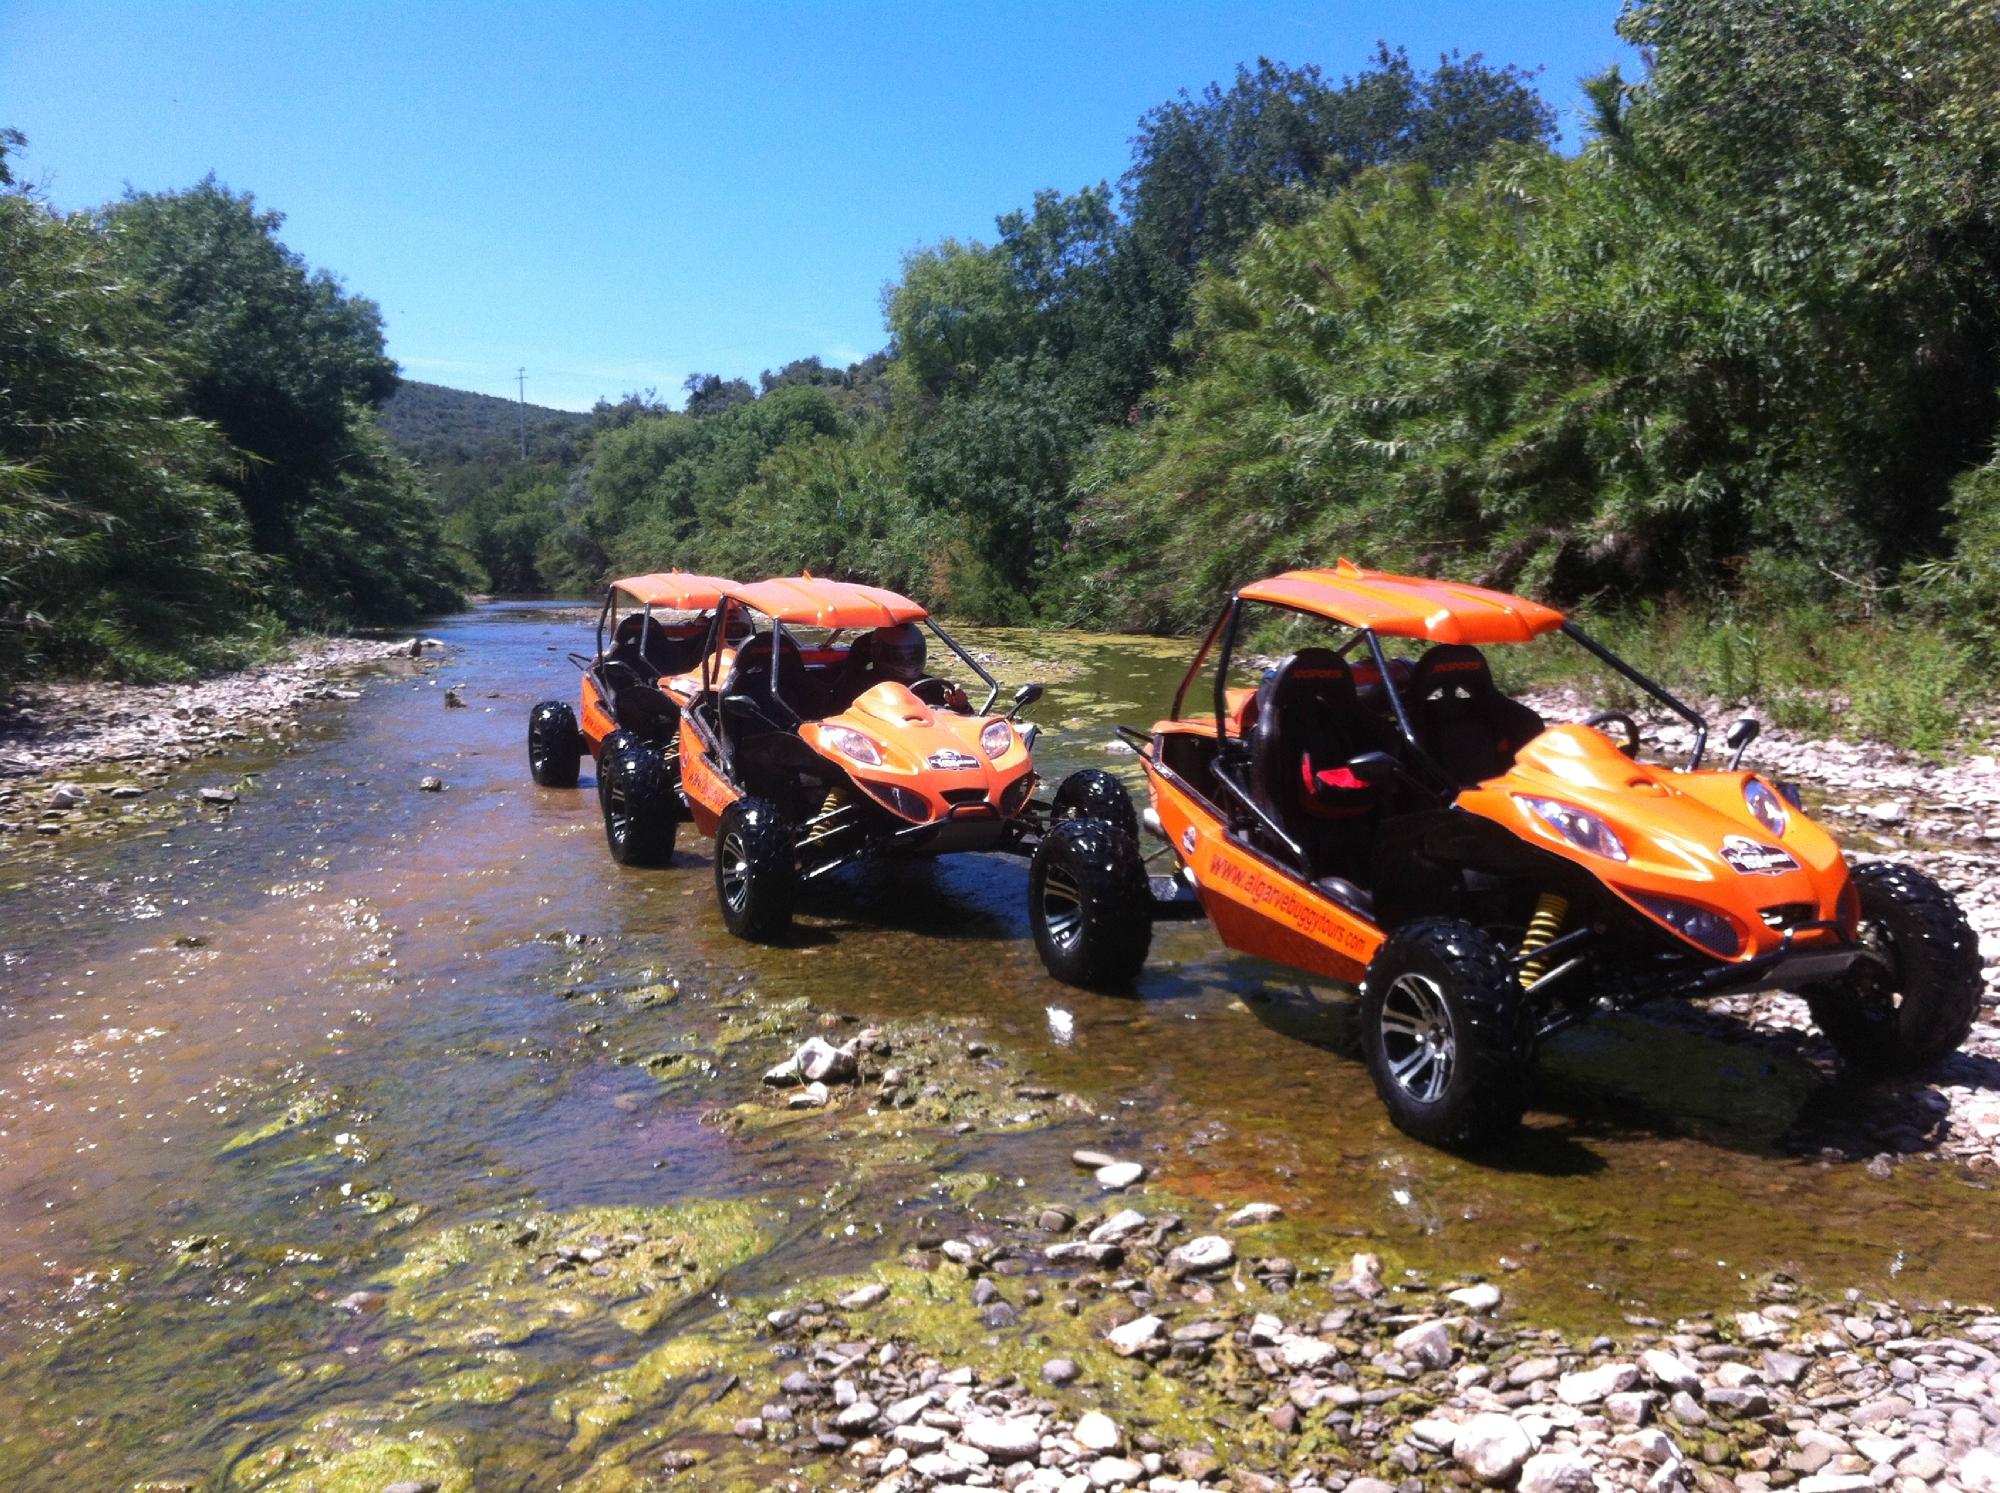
745, 1189, 2000, 1493
227, 1014, 2000, 1493
0, 635, 443, 842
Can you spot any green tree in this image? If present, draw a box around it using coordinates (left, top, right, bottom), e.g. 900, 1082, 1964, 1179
100, 179, 458, 624
0, 166, 261, 680
1122, 48, 1556, 280
882, 239, 1032, 408
682, 372, 756, 417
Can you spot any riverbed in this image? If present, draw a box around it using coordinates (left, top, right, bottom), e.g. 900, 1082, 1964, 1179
0, 600, 1995, 1490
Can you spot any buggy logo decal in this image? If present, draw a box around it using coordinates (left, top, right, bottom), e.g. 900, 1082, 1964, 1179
926, 749, 980, 771
1180, 825, 1197, 854
1720, 835, 1797, 875
1204, 847, 1370, 954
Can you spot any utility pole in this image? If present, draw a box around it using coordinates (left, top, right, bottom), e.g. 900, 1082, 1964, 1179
515, 367, 527, 460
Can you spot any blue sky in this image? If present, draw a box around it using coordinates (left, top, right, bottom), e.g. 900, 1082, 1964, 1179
3, 2, 1638, 412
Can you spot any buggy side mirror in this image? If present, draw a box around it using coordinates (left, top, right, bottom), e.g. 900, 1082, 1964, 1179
1344, 751, 1399, 787
1008, 682, 1044, 719
1725, 716, 1760, 769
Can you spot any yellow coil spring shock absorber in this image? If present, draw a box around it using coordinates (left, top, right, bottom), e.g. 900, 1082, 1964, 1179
1516, 892, 1569, 989
799, 787, 849, 850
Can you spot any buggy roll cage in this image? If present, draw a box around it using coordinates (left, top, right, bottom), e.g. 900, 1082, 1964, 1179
693, 595, 1004, 741
571, 583, 702, 680
1160, 593, 1716, 878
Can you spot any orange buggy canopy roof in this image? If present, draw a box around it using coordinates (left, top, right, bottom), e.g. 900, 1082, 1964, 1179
1238, 559, 1565, 644
611, 572, 736, 611
734, 575, 928, 629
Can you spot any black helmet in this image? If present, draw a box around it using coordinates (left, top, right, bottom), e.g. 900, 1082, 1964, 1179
874, 623, 926, 683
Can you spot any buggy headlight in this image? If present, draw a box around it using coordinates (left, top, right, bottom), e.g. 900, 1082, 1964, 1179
1516, 796, 1629, 862
861, 779, 929, 821
1744, 779, 1789, 837
1632, 893, 1741, 957
821, 726, 883, 766
980, 719, 1014, 759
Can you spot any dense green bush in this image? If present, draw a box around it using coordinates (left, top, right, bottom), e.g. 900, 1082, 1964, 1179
0, 142, 462, 685
0, 185, 264, 681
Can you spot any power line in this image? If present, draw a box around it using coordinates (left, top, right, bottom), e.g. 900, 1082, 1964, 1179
515, 367, 527, 460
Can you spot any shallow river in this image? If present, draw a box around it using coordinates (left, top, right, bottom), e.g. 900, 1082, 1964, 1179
0, 601, 1993, 1488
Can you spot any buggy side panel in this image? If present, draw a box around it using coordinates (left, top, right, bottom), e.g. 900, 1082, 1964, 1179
580, 674, 616, 756
678, 714, 741, 836
1144, 750, 1380, 984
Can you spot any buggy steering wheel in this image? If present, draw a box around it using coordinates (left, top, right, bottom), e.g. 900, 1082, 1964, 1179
1582, 709, 1642, 757
908, 677, 958, 708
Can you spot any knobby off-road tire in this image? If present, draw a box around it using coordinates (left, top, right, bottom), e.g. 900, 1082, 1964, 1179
1049, 767, 1140, 840
715, 796, 796, 942
598, 735, 678, 866
596, 728, 639, 808
1029, 817, 1153, 989
528, 700, 582, 787
1361, 918, 1530, 1151
1805, 861, 1982, 1074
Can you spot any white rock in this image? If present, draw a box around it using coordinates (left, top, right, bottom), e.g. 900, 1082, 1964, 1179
1640, 1349, 1699, 1393
1964, 1449, 2000, 1493
1518, 1450, 1599, 1493
794, 1036, 859, 1084
1449, 1283, 1503, 1313
1086, 1456, 1143, 1488
1853, 1436, 1906, 1471
1733, 1310, 1784, 1341
1393, 1320, 1455, 1370
1603, 1392, 1651, 1428
1453, 1412, 1532, 1483
1610, 1429, 1677, 1465
1409, 1418, 1461, 1452
1088, 1208, 1148, 1243
1796, 1475, 1875, 1493
1072, 1411, 1121, 1452
1558, 1362, 1640, 1405
1095, 1161, 1145, 1190
1279, 1335, 1338, 1369
45, 782, 86, 808
834, 1398, 879, 1430
1223, 1202, 1283, 1226
1347, 1251, 1385, 1297
787, 1081, 829, 1109
1106, 1315, 1164, 1356
1165, 1235, 1234, 1277
838, 1282, 889, 1309
962, 1417, 1043, 1461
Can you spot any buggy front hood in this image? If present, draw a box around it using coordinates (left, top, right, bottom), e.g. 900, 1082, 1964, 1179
800, 681, 1034, 823
1455, 725, 1851, 962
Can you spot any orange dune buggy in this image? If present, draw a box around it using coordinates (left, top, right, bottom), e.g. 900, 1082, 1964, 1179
675, 575, 1057, 941
1030, 561, 1982, 1149
527, 571, 739, 865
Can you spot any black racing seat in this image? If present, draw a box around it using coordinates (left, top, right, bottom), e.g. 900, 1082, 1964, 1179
1248, 648, 1398, 884
827, 632, 877, 713
721, 632, 815, 730
1403, 644, 1545, 788
642, 623, 708, 677
609, 615, 661, 683
595, 656, 679, 746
